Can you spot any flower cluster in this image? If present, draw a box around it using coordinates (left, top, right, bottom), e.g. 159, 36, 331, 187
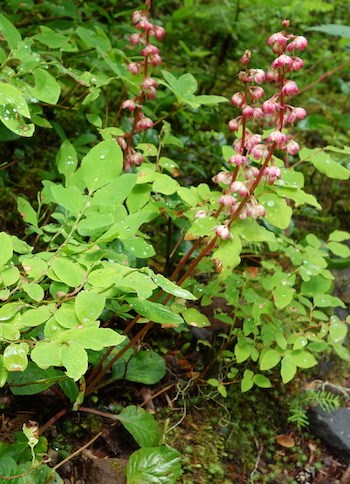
119, 7, 166, 170
213, 20, 307, 240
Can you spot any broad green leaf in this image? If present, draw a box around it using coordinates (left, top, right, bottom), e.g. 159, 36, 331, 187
241, 369, 254, 392
51, 258, 85, 287
281, 356, 297, 384
236, 219, 276, 243
126, 297, 184, 326
153, 173, 179, 195
17, 197, 38, 226
182, 308, 210, 327
22, 282, 44, 302
58, 327, 125, 351
260, 194, 293, 229
35, 26, 75, 50
307, 24, 350, 38
300, 147, 350, 180
0, 83, 34, 136
77, 213, 114, 237
76, 26, 111, 51
123, 238, 155, 259
253, 374, 272, 388
314, 294, 346, 308
272, 285, 295, 309
177, 187, 199, 206
290, 350, 317, 369
212, 236, 242, 273
235, 341, 250, 363
126, 445, 182, 484
54, 304, 80, 328
120, 272, 157, 300
117, 405, 161, 448
147, 271, 197, 300
28, 68, 61, 104
21, 256, 47, 279
185, 217, 217, 239
94, 173, 138, 208
329, 230, 350, 242
8, 362, 63, 395
0, 13, 22, 48
21, 307, 51, 326
275, 186, 321, 209
0, 266, 20, 286
0, 302, 23, 321
126, 184, 151, 213
0, 355, 8, 387
327, 241, 350, 258
57, 140, 78, 183
114, 351, 166, 385
329, 322, 347, 344
75, 291, 106, 323
0, 457, 17, 481
80, 140, 123, 192
260, 349, 281, 371
31, 341, 62, 369
193, 95, 228, 105
51, 184, 84, 216
0, 232, 13, 267
4, 343, 29, 372
61, 343, 88, 381
301, 276, 332, 296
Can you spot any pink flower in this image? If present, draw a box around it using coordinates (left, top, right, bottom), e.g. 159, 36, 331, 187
228, 154, 247, 166
230, 181, 249, 197
245, 133, 262, 151
231, 92, 246, 108
268, 32, 289, 47
247, 69, 266, 84
142, 77, 158, 89
228, 118, 240, 131
286, 140, 300, 155
214, 172, 232, 185
130, 33, 141, 45
249, 86, 265, 100
195, 210, 207, 219
137, 116, 153, 130
287, 107, 307, 123
154, 26, 166, 40
141, 44, 160, 56
251, 144, 269, 160
241, 50, 251, 65
287, 36, 308, 52
267, 130, 287, 144
271, 54, 293, 69
150, 54, 162, 66
291, 57, 304, 71
281, 80, 298, 96
122, 99, 136, 111
128, 62, 141, 75
242, 105, 254, 118
217, 195, 237, 207
215, 225, 231, 240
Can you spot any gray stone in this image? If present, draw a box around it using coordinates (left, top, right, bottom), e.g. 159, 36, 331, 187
308, 407, 350, 464
85, 458, 127, 484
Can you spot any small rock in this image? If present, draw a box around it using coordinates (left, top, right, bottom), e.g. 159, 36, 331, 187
308, 407, 350, 464
86, 458, 127, 484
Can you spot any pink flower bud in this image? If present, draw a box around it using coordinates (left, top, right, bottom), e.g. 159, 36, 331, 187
287, 36, 308, 52
267, 131, 287, 144
245, 133, 262, 151
150, 54, 162, 66
281, 80, 298, 96
253, 107, 264, 119
230, 181, 249, 197
130, 33, 141, 45
251, 144, 268, 160
231, 92, 246, 108
128, 62, 141, 75
146, 86, 157, 99
288, 107, 307, 123
242, 105, 254, 118
249, 86, 265, 100
131, 152, 144, 166
132, 11, 143, 25
154, 26, 166, 40
228, 154, 247, 166
291, 57, 304, 71
141, 44, 160, 57
268, 32, 289, 47
122, 99, 136, 111
195, 210, 207, 219
286, 140, 300, 155
268, 166, 281, 178
117, 136, 127, 151
228, 118, 240, 131
241, 49, 251, 65
215, 225, 231, 240
214, 172, 232, 185
245, 167, 260, 180
262, 100, 278, 114
247, 68, 266, 84
137, 116, 153, 130
266, 70, 279, 83
142, 77, 158, 89
217, 195, 237, 207
271, 54, 292, 69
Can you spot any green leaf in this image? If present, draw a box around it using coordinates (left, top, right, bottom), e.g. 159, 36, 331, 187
260, 194, 293, 229
329, 322, 347, 344
307, 24, 350, 38
51, 257, 85, 287
21, 255, 47, 279
76, 26, 111, 51
253, 374, 272, 388
120, 272, 157, 299
301, 276, 332, 296
117, 405, 161, 448
290, 350, 317, 369
61, 343, 87, 381
193, 95, 228, 105
0, 83, 34, 137
185, 217, 217, 239
80, 140, 123, 192
31, 341, 62, 369
77, 213, 114, 237
7, 362, 63, 395
22, 283, 44, 302
0, 302, 23, 321
51, 184, 84, 215
56, 140, 78, 184
327, 241, 350, 258
182, 308, 210, 328
75, 291, 106, 323
0, 232, 13, 267
241, 369, 254, 392
21, 307, 51, 326
300, 147, 350, 180
59, 327, 125, 351
35, 26, 75, 50
260, 349, 281, 371
17, 196, 38, 226
314, 294, 346, 308
147, 271, 197, 300
328, 230, 350, 242
126, 445, 182, 484
118, 351, 166, 385
123, 238, 155, 259
272, 285, 295, 309
281, 356, 297, 384
0, 13, 22, 48
126, 298, 184, 326
212, 236, 242, 273
28, 68, 61, 104
153, 173, 179, 195
0, 456, 17, 481
4, 343, 29, 372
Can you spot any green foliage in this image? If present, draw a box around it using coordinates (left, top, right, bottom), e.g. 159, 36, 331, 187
288, 389, 341, 429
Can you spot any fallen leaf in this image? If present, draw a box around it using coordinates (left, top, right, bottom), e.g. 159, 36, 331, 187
276, 433, 295, 448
